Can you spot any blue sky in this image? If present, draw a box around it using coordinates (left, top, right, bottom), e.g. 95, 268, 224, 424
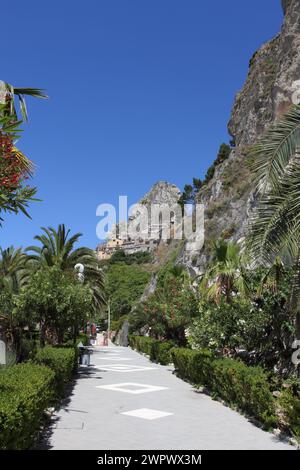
1, 0, 283, 249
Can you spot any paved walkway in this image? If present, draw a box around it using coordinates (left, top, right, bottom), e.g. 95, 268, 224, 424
42, 345, 293, 450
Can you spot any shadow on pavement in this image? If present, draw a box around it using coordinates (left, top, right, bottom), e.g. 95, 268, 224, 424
33, 365, 102, 450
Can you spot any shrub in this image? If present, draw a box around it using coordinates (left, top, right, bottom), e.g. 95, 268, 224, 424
76, 333, 90, 346
62, 332, 90, 347
111, 316, 128, 334
171, 348, 277, 428
129, 335, 154, 356
109, 250, 153, 265
19, 336, 38, 362
105, 263, 151, 319
209, 358, 276, 428
129, 335, 175, 365
204, 143, 231, 184
136, 277, 197, 345
35, 347, 77, 396
279, 388, 300, 441
150, 340, 175, 365
171, 347, 213, 384
189, 299, 269, 352
0, 363, 55, 450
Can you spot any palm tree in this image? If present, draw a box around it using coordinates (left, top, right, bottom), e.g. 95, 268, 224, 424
257, 256, 285, 296
0, 246, 28, 293
199, 240, 247, 304
0, 247, 29, 350
0, 80, 48, 122
245, 104, 300, 338
26, 224, 106, 311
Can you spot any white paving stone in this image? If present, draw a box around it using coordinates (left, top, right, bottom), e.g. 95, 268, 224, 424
96, 382, 169, 394
95, 357, 133, 361
94, 364, 157, 372
121, 408, 174, 420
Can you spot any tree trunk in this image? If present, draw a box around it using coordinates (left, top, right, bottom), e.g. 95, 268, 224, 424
57, 328, 64, 345
40, 321, 46, 348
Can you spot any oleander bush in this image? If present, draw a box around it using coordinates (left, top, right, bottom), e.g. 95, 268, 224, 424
171, 348, 277, 428
35, 346, 77, 396
0, 363, 55, 450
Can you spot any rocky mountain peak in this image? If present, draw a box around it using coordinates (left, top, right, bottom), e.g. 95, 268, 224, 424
139, 181, 181, 206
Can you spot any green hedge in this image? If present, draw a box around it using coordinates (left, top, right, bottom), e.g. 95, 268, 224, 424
0, 363, 55, 450
129, 335, 153, 356
130, 338, 300, 437
35, 347, 77, 396
129, 335, 175, 365
171, 348, 277, 428
171, 347, 213, 384
279, 388, 300, 440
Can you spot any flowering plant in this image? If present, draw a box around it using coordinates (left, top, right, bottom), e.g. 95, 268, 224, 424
0, 107, 37, 221
140, 277, 198, 345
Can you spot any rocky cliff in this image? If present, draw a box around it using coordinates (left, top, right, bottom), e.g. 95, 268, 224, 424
179, 0, 300, 274
97, 181, 181, 259
138, 181, 181, 206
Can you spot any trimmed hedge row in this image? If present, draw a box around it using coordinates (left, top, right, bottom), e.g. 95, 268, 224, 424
0, 363, 55, 450
129, 335, 175, 365
35, 346, 77, 396
130, 337, 300, 438
0, 346, 79, 449
171, 348, 277, 428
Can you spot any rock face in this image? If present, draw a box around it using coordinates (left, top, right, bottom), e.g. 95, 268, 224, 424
139, 181, 181, 206
282, 0, 294, 14
229, 0, 300, 148
127, 180, 181, 238
181, 0, 300, 273
97, 181, 181, 259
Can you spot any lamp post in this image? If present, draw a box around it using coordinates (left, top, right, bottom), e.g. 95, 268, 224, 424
107, 298, 111, 344
74, 263, 85, 283
74, 263, 86, 338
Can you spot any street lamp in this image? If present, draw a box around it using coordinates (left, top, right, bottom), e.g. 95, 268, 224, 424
107, 298, 111, 340
74, 263, 85, 283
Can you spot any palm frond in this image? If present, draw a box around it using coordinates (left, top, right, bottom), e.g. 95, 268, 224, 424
0, 82, 48, 122
246, 154, 300, 265
250, 105, 300, 194
12, 146, 34, 175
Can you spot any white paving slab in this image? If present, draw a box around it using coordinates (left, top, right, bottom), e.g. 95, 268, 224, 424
96, 382, 169, 394
95, 357, 133, 361
94, 364, 157, 372
121, 408, 174, 420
